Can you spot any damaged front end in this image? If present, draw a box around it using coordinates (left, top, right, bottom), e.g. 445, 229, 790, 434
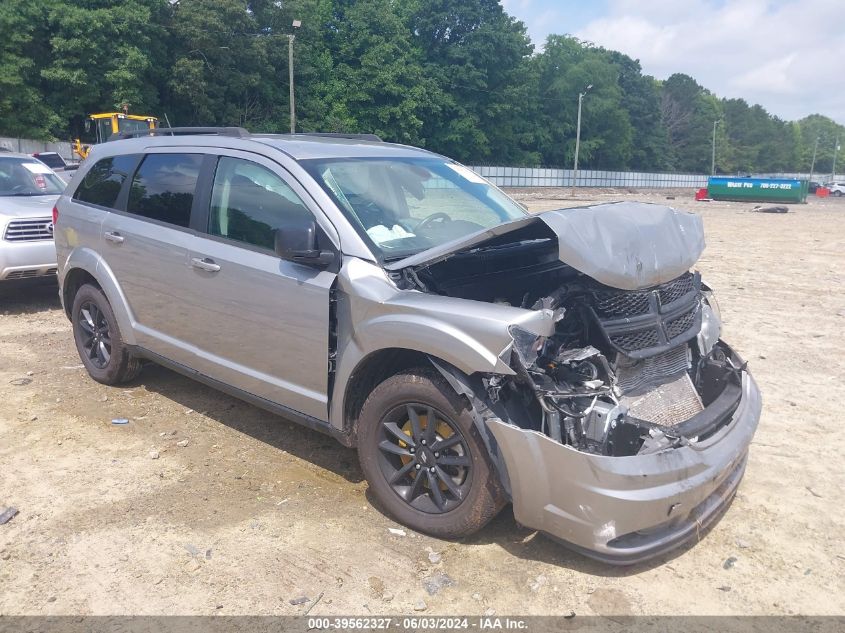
396, 203, 762, 564
500, 271, 741, 459
435, 271, 761, 564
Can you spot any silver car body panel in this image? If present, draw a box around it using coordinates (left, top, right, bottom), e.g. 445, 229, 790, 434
387, 202, 705, 291
486, 366, 760, 564
54, 133, 761, 564
327, 257, 556, 429
0, 165, 60, 280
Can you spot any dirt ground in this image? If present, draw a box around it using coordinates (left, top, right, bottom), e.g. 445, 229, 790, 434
1, 190, 844, 617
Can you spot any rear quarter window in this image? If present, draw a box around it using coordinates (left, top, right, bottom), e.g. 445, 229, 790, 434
126, 153, 202, 228
73, 155, 139, 208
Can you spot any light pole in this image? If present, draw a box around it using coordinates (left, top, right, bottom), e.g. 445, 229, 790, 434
809, 136, 819, 183
833, 137, 841, 181
288, 19, 302, 134
711, 120, 719, 176
572, 84, 592, 195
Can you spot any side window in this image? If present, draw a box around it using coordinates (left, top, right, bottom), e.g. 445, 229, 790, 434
210, 157, 313, 250
127, 153, 202, 228
72, 155, 138, 208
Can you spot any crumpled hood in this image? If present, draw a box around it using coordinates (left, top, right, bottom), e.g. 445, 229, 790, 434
385, 201, 705, 290
541, 202, 705, 290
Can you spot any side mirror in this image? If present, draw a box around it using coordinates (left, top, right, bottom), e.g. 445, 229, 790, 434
274, 219, 335, 267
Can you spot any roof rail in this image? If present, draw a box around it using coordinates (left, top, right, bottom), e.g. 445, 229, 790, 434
109, 126, 250, 141
294, 132, 383, 142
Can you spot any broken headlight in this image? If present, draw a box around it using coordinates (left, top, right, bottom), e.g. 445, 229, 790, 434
698, 284, 722, 356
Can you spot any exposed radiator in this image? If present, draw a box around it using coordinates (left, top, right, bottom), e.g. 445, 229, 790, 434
615, 345, 691, 393
615, 345, 704, 427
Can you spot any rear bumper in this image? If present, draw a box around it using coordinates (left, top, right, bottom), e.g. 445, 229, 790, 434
486, 359, 761, 565
0, 240, 57, 280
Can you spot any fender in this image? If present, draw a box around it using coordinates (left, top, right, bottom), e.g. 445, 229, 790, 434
329, 257, 557, 432
329, 317, 513, 431
61, 247, 137, 346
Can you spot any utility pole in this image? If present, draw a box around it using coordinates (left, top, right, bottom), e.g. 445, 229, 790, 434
572, 84, 592, 195
288, 19, 302, 134
833, 137, 840, 182
711, 120, 716, 175
809, 136, 819, 183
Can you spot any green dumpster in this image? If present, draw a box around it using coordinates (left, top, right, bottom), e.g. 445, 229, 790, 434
707, 177, 808, 203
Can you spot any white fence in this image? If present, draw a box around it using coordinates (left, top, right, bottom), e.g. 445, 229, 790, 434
0, 137, 75, 160
469, 166, 709, 189
469, 167, 845, 189
3, 135, 841, 186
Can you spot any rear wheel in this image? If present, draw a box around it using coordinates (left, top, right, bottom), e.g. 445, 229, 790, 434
71, 284, 141, 385
834, 190, 842, 197
357, 367, 505, 537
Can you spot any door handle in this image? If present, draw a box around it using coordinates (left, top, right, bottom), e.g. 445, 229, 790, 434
191, 257, 221, 273
104, 231, 124, 244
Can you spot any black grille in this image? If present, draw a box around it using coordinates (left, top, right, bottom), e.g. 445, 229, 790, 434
665, 310, 697, 339
658, 273, 695, 305
589, 273, 702, 358
610, 329, 661, 351
593, 272, 695, 319
593, 290, 651, 317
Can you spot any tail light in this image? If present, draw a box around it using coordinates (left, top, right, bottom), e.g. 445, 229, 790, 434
52, 205, 58, 225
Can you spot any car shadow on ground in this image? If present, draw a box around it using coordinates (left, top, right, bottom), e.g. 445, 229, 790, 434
134, 361, 721, 574
0, 278, 60, 314
135, 363, 364, 485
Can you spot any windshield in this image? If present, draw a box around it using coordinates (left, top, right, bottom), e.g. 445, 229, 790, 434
0, 157, 65, 196
118, 118, 154, 133
303, 157, 527, 260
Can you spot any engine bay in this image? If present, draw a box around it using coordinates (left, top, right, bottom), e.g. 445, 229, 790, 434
401, 233, 743, 457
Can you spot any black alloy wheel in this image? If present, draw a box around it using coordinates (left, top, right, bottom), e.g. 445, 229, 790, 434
376, 402, 473, 514
77, 300, 112, 369
71, 283, 142, 385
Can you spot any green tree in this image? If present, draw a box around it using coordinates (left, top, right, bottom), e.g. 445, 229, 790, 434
406, 0, 535, 163
532, 36, 633, 169
314, 0, 443, 143
607, 51, 669, 171
0, 0, 59, 139
659, 73, 723, 172
166, 0, 280, 128
795, 114, 845, 176
40, 0, 169, 137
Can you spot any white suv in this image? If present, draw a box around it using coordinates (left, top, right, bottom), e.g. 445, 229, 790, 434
826, 182, 845, 196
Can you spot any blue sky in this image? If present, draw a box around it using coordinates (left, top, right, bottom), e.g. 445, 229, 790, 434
501, 0, 608, 46
501, 0, 845, 124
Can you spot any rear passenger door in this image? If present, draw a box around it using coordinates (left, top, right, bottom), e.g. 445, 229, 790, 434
179, 152, 338, 421
99, 151, 204, 360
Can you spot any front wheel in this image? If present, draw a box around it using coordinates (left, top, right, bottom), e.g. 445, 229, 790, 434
71, 284, 141, 385
357, 367, 506, 538
833, 190, 842, 197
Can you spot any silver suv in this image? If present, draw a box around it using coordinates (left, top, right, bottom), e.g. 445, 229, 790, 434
55, 128, 761, 564
1, 152, 64, 281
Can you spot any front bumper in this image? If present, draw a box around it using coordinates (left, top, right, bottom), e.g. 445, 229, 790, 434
486, 363, 762, 565
0, 239, 57, 281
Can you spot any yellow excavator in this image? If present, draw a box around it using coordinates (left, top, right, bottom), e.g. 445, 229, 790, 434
73, 111, 158, 160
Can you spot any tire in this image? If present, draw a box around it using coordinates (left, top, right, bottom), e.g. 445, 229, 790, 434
357, 367, 506, 538
71, 284, 141, 385
834, 190, 842, 197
